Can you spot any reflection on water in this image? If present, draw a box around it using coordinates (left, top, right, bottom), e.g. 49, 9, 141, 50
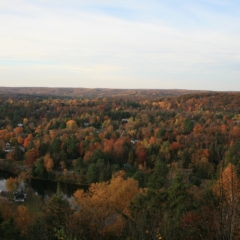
0, 177, 6, 191
0, 170, 87, 199
30, 178, 87, 199
0, 171, 14, 191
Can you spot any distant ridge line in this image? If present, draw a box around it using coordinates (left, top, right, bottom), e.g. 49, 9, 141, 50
0, 87, 211, 99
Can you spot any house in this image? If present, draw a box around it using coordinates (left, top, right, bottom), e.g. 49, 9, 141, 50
14, 190, 26, 202
121, 118, 129, 123
84, 122, 90, 127
4, 142, 13, 153
15, 193, 25, 202
4, 149, 13, 153
18, 146, 25, 152
4, 144, 25, 153
123, 163, 133, 170
5, 142, 10, 148
131, 139, 139, 144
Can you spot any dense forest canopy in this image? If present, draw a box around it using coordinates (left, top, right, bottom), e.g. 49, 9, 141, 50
0, 89, 240, 239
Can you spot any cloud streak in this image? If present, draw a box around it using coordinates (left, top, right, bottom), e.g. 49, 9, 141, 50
0, 0, 240, 90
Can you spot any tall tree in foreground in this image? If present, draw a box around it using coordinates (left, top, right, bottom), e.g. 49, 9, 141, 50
73, 171, 139, 239
44, 183, 72, 239
213, 163, 240, 240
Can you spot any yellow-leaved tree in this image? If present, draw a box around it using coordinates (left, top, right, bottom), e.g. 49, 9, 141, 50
66, 120, 78, 130
44, 153, 54, 172
6, 177, 18, 192
16, 205, 31, 235
213, 163, 240, 240
72, 171, 139, 239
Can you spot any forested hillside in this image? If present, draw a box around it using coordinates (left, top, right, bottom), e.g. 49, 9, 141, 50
0, 90, 240, 239
0, 87, 207, 99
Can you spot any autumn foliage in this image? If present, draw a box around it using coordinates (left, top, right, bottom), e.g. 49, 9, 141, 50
1, 90, 240, 239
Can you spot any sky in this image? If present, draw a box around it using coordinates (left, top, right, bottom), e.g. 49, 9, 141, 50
0, 0, 240, 91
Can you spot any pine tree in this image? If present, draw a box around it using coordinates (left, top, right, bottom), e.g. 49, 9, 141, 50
147, 160, 168, 189
44, 182, 72, 238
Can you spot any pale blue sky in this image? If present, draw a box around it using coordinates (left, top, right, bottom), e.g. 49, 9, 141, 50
0, 0, 240, 91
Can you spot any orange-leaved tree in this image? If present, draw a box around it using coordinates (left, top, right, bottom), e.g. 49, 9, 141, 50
16, 205, 31, 235
44, 153, 54, 172
73, 171, 139, 238
213, 163, 240, 240
5, 177, 18, 192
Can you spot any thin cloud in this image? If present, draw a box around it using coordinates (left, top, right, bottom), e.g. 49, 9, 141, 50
0, 0, 240, 90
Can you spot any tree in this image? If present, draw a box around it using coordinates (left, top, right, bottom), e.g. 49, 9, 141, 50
66, 120, 78, 130
65, 135, 79, 159
125, 187, 167, 240
227, 139, 240, 176
147, 160, 168, 189
165, 172, 192, 239
184, 119, 194, 135
24, 147, 41, 167
73, 157, 84, 174
73, 171, 139, 239
50, 138, 60, 167
0, 214, 21, 240
213, 163, 240, 240
16, 205, 31, 236
44, 153, 54, 172
181, 149, 191, 168
86, 163, 98, 184
6, 177, 18, 192
133, 171, 145, 188
44, 183, 72, 239
13, 145, 23, 161
34, 157, 47, 178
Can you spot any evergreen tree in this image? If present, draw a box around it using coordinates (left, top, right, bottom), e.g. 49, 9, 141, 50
183, 119, 194, 135
44, 183, 72, 239
164, 171, 192, 239
147, 160, 168, 189
13, 145, 23, 161
86, 164, 98, 184
0, 211, 21, 240
133, 171, 145, 188
34, 157, 47, 178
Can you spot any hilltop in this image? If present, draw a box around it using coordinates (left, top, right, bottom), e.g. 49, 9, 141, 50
0, 87, 209, 99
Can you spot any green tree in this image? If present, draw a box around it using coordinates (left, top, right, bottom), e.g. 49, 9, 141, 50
13, 145, 23, 161
39, 141, 49, 156
133, 171, 145, 188
50, 138, 61, 154
90, 149, 105, 163
227, 139, 240, 176
0, 210, 21, 240
50, 138, 62, 167
27, 216, 48, 240
183, 119, 194, 135
147, 160, 168, 189
34, 157, 47, 178
73, 157, 84, 174
181, 149, 191, 168
164, 172, 192, 239
64, 135, 79, 159
126, 188, 167, 240
44, 183, 72, 239
98, 161, 111, 182
86, 163, 98, 184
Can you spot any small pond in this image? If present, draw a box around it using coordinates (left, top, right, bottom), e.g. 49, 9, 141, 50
0, 170, 87, 199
